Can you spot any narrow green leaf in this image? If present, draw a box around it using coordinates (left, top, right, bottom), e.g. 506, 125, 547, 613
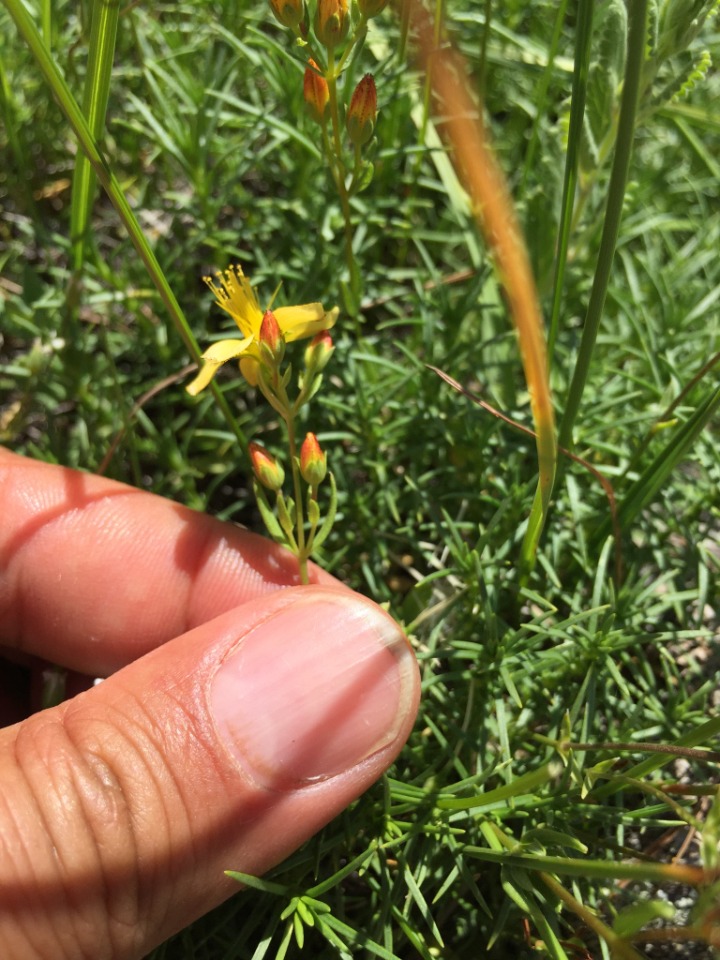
613, 899, 675, 936
557, 0, 648, 453
593, 383, 720, 546
69, 0, 120, 273
547, 0, 595, 360
309, 471, 337, 551
253, 480, 287, 544
437, 762, 562, 811
224, 870, 287, 895
276, 492, 297, 546
292, 911, 304, 949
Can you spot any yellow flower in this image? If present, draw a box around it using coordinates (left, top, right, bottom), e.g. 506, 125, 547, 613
187, 265, 338, 395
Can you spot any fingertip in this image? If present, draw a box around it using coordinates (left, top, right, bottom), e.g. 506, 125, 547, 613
209, 586, 420, 790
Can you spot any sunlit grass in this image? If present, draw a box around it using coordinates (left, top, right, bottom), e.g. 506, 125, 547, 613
1, 0, 719, 957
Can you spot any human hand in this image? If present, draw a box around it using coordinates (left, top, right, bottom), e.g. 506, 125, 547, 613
0, 448, 420, 959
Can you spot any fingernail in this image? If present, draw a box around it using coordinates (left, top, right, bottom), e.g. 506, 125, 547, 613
210, 590, 417, 790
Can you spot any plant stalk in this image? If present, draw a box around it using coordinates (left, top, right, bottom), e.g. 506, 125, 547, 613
557, 0, 649, 454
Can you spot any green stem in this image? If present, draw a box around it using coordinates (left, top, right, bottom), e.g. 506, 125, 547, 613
520, 0, 569, 195
349, 141, 363, 191
404, 0, 443, 234
70, 0, 120, 274
40, 0, 51, 47
324, 47, 358, 308
419, 0, 443, 153
546, 0, 594, 361
557, 0, 648, 454
285, 411, 309, 584
269, 371, 310, 584
397, 0, 411, 64
478, 0, 492, 98
65, 0, 121, 356
335, 20, 365, 74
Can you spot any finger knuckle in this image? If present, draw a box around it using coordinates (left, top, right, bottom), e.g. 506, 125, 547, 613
1, 694, 191, 959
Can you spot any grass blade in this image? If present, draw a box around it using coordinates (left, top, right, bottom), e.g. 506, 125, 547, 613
408, 1, 557, 577
556, 0, 649, 453
592, 382, 720, 548
69, 0, 120, 274
547, 0, 595, 361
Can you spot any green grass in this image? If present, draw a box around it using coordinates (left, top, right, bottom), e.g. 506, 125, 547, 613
2, 0, 720, 957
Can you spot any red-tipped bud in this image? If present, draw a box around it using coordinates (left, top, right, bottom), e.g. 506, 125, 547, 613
300, 432, 327, 486
303, 60, 329, 124
304, 330, 334, 373
357, 0, 389, 16
314, 0, 349, 47
249, 442, 285, 491
269, 0, 304, 30
259, 309, 285, 364
347, 74, 377, 146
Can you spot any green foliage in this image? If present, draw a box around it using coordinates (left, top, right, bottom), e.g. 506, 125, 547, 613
582, 0, 627, 175
1, 0, 719, 957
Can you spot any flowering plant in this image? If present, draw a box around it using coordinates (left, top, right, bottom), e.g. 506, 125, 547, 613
188, 265, 338, 584
269, 0, 382, 316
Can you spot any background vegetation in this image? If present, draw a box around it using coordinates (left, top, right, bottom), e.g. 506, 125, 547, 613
1, 0, 719, 956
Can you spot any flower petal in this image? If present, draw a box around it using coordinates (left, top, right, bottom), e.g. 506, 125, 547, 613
186, 337, 253, 396
201, 337, 254, 363
275, 303, 339, 342
239, 356, 261, 386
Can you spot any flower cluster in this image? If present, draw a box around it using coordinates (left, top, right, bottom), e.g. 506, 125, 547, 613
268, 0, 383, 315
188, 265, 338, 584
270, 0, 389, 38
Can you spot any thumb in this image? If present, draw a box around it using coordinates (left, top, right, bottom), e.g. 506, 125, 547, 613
0, 585, 419, 960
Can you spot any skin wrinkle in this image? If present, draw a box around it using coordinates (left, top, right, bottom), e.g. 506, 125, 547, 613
0, 455, 141, 552
130, 686, 214, 932
62, 671, 242, 951
73, 693, 199, 958
0, 459, 143, 647
0, 743, 58, 960
5, 692, 209, 959
0, 655, 250, 960
61, 707, 144, 957
7, 713, 117, 960
181, 526, 308, 629
0, 449, 336, 675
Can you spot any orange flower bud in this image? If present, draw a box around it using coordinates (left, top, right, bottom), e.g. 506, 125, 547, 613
249, 442, 285, 491
357, 0, 389, 16
259, 309, 284, 363
299, 432, 327, 486
260, 309, 282, 347
303, 330, 334, 373
269, 0, 304, 30
314, 0, 349, 47
347, 74, 377, 146
303, 60, 329, 124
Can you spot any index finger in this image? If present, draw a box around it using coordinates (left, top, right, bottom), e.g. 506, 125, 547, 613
0, 448, 338, 675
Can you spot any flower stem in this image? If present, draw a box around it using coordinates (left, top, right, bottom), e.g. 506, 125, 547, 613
324, 47, 358, 312
258, 367, 310, 584
282, 400, 309, 585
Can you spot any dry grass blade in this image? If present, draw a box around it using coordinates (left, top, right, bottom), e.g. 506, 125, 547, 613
404, 0, 556, 575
